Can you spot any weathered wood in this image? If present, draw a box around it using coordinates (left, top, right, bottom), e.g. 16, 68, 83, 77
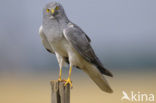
50, 80, 70, 103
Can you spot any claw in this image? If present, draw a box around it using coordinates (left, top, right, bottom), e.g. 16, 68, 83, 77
58, 77, 62, 82
64, 78, 72, 87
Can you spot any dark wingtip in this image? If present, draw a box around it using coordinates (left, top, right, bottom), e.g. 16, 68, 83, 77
102, 69, 113, 77
96, 64, 113, 77
106, 72, 113, 77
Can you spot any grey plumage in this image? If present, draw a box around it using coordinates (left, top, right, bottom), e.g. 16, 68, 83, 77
39, 26, 54, 54
63, 23, 113, 77
39, 2, 113, 93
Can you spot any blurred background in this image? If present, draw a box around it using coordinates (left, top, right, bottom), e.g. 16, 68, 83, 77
0, 0, 156, 103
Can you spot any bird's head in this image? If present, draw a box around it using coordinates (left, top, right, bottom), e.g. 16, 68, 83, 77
43, 2, 66, 20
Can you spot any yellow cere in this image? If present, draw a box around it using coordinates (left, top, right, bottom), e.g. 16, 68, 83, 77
51, 9, 55, 14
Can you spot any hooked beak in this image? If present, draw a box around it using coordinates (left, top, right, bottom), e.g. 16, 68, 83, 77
51, 9, 55, 15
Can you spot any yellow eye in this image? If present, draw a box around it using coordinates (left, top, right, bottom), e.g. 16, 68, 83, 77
46, 9, 50, 13
55, 6, 59, 10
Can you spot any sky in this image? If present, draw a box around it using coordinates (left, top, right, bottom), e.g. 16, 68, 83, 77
0, 0, 156, 73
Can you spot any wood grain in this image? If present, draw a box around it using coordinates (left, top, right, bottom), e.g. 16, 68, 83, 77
50, 80, 70, 103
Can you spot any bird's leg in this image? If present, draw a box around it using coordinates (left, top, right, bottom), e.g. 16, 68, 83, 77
58, 59, 63, 81
58, 66, 62, 81
64, 65, 72, 87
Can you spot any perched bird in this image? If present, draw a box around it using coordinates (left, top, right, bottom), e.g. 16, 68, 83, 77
39, 2, 113, 93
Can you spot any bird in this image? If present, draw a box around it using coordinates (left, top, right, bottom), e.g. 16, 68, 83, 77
39, 2, 113, 93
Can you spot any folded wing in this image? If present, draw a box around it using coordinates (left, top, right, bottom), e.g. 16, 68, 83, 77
63, 23, 113, 77
39, 26, 54, 54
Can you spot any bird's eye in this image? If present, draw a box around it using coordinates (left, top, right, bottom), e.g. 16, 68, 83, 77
46, 9, 50, 13
55, 6, 59, 10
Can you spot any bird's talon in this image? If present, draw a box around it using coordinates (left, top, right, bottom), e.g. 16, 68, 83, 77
64, 78, 72, 87
58, 78, 62, 82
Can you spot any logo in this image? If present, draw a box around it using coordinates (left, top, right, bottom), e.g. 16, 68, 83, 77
121, 91, 154, 102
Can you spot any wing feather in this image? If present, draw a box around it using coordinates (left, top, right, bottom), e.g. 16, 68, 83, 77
63, 23, 113, 77
39, 26, 54, 54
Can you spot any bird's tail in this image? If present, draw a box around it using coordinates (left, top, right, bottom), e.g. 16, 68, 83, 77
83, 64, 113, 93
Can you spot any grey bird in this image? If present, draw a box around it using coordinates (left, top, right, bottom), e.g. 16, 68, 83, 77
39, 2, 113, 93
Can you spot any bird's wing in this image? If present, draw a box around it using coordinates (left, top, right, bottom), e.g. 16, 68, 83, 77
39, 26, 54, 54
63, 23, 113, 77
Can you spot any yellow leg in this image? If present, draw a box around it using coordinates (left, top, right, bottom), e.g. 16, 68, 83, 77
64, 65, 72, 87
58, 67, 62, 81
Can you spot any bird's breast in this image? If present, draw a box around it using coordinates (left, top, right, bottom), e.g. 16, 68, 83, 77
43, 19, 63, 42
51, 38, 70, 57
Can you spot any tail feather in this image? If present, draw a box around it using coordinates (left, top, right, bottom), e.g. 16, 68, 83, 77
84, 64, 113, 93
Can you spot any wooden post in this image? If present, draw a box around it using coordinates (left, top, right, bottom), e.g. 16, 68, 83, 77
50, 80, 70, 103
